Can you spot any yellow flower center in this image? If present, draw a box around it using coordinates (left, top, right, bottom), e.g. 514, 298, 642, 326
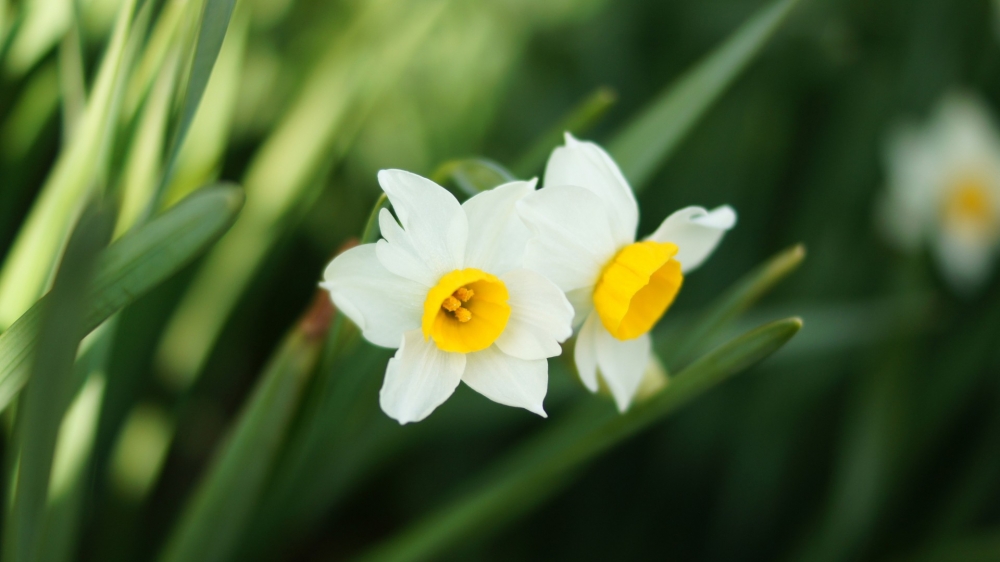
422, 268, 511, 353
593, 241, 684, 341
943, 178, 996, 234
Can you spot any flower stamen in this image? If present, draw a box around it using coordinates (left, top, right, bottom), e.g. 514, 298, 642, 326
441, 287, 475, 322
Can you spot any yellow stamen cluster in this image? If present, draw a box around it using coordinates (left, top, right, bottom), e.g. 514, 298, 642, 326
422, 269, 511, 353
441, 287, 475, 323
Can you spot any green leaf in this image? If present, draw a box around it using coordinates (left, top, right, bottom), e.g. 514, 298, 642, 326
658, 244, 805, 368
608, 0, 799, 192
154, 0, 449, 389
513, 86, 617, 177
149, 0, 237, 213
156, 297, 330, 562
0, 0, 141, 329
0, 184, 245, 414
355, 318, 802, 562
897, 531, 1000, 562
3, 203, 113, 562
430, 158, 517, 197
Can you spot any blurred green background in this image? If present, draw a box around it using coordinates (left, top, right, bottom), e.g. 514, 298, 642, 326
1, 0, 999, 560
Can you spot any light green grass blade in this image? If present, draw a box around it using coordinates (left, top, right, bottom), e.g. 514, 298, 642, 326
658, 244, 805, 368
0, 184, 245, 414
36, 320, 115, 562
3, 0, 71, 76
608, 0, 799, 192
0, 0, 140, 329
149, 0, 236, 212
157, 297, 331, 562
355, 318, 802, 562
2, 203, 113, 562
154, 0, 449, 390
162, 2, 249, 206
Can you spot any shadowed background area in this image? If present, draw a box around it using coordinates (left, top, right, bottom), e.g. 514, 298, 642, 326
0, 0, 998, 561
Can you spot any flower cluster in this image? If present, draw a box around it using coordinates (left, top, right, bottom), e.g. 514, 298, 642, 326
881, 92, 1000, 292
323, 134, 735, 423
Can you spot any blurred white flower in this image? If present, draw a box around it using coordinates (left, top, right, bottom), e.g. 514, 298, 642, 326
322, 170, 573, 424
881, 92, 1000, 293
517, 134, 736, 411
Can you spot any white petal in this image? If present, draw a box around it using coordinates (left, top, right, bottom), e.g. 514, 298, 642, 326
462, 179, 536, 274
933, 229, 997, 294
376, 209, 436, 287
595, 329, 651, 412
647, 205, 737, 273
573, 312, 601, 392
517, 185, 620, 291
544, 133, 639, 243
566, 286, 595, 328
494, 269, 573, 361
321, 245, 425, 348
462, 345, 548, 417
377, 169, 467, 278
379, 329, 466, 424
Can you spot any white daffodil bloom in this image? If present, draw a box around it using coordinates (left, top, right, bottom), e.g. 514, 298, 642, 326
881, 92, 1000, 293
517, 133, 736, 412
322, 170, 574, 424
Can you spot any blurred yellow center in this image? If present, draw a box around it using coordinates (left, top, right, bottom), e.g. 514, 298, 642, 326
593, 241, 684, 341
944, 178, 996, 231
422, 268, 510, 353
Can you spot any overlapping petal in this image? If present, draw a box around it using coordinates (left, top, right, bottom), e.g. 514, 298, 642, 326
494, 268, 574, 361
594, 327, 651, 413
544, 132, 639, 243
379, 329, 466, 424
377, 169, 468, 279
647, 205, 736, 273
517, 185, 620, 291
321, 245, 426, 348
573, 312, 602, 393
463, 180, 536, 274
462, 346, 548, 417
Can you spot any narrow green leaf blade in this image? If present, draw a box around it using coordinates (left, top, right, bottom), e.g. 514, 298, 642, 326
150, 0, 237, 211
0, 184, 245, 413
3, 204, 113, 562
356, 318, 802, 562
658, 244, 805, 367
157, 297, 330, 562
608, 0, 798, 191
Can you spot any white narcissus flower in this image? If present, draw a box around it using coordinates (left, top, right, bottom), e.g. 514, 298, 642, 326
517, 133, 736, 412
881, 92, 1000, 293
321, 170, 573, 424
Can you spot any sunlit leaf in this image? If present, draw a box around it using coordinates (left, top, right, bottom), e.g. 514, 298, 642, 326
0, 0, 141, 329
0, 184, 244, 413
3, 203, 113, 562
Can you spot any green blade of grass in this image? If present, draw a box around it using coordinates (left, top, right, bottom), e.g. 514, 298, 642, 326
147, 0, 236, 213
608, 0, 799, 192
355, 318, 802, 562
0, 0, 140, 329
0, 184, 245, 414
154, 0, 449, 390
156, 294, 332, 562
658, 244, 805, 368
36, 320, 115, 562
2, 203, 113, 562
